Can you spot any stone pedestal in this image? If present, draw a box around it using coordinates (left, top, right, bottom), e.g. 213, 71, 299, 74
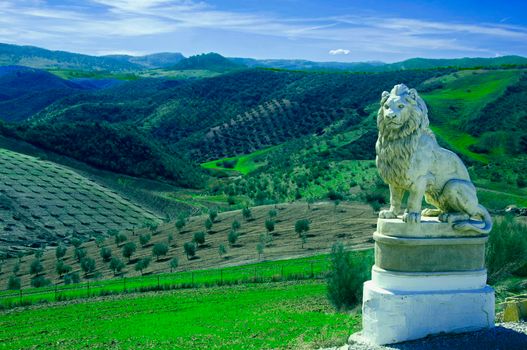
355, 218, 495, 345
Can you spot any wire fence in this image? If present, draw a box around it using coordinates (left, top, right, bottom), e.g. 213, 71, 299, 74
0, 257, 331, 309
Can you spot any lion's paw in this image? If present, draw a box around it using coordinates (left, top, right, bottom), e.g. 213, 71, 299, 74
379, 210, 398, 219
402, 212, 421, 224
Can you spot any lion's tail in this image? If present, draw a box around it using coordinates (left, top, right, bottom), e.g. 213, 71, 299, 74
453, 205, 493, 234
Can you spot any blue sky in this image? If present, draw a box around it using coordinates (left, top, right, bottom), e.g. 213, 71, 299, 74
1, 0, 526, 62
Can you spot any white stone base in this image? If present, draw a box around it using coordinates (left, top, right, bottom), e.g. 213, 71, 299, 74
361, 280, 495, 345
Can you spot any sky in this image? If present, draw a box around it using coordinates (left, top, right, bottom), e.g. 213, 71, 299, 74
0, 0, 526, 62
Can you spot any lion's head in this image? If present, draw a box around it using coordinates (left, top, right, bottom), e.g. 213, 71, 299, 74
377, 84, 429, 141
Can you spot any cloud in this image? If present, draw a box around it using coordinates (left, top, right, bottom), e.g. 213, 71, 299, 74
329, 49, 350, 55
0, 0, 526, 59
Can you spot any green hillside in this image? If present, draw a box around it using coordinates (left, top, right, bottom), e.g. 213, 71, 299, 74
170, 53, 246, 72
0, 147, 160, 256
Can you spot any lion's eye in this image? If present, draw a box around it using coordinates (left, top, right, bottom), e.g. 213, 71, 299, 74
398, 104, 404, 109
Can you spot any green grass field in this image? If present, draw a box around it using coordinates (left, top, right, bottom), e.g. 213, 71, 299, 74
421, 69, 520, 162
201, 146, 279, 175
0, 281, 359, 350
0, 253, 339, 308
48, 69, 138, 81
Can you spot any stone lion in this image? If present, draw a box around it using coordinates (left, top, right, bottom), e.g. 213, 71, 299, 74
375, 84, 492, 234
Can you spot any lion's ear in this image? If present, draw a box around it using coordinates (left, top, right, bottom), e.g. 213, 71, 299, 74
408, 88, 419, 100
381, 91, 389, 104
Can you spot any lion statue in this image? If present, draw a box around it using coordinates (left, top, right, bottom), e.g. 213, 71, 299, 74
375, 84, 492, 234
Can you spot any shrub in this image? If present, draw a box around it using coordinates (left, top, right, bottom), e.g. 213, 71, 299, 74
29, 259, 44, 276
183, 242, 196, 259
109, 257, 125, 275
268, 209, 277, 219
55, 245, 67, 260
122, 242, 137, 262
168, 233, 174, 246
327, 243, 371, 310
327, 189, 344, 201
80, 257, 96, 277
135, 257, 151, 275
139, 234, 151, 247
193, 231, 206, 246
74, 247, 87, 262
95, 237, 106, 248
170, 257, 179, 272
231, 220, 241, 232
486, 216, 527, 283
56, 260, 71, 277
152, 243, 169, 261
31, 275, 51, 288
115, 233, 128, 245
227, 196, 236, 205
64, 272, 80, 285
242, 207, 252, 221
228, 230, 239, 247
100, 247, 112, 262
7, 275, 20, 290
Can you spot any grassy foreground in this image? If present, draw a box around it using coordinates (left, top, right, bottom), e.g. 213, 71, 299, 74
0, 281, 359, 350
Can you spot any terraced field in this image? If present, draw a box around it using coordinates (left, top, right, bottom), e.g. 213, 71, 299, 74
0, 148, 160, 256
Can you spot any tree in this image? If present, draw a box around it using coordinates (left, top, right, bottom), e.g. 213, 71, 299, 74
107, 229, 119, 237
109, 257, 125, 275
301, 232, 308, 249
71, 238, 82, 248
135, 257, 151, 275
209, 209, 218, 222
256, 242, 264, 260
55, 245, 67, 260
218, 244, 227, 258
152, 243, 169, 261
13, 262, 20, 275
31, 275, 50, 288
139, 234, 151, 247
80, 257, 96, 277
227, 195, 236, 205
327, 243, 370, 310
242, 207, 252, 221
34, 250, 44, 259
30, 259, 44, 276
144, 220, 159, 234
74, 247, 87, 262
170, 257, 179, 272
204, 218, 213, 232
100, 247, 112, 262
64, 272, 80, 285
7, 275, 20, 290
115, 233, 128, 245
175, 217, 186, 233
95, 237, 106, 248
168, 233, 174, 246
268, 209, 277, 219
122, 242, 137, 263
183, 242, 196, 260
265, 219, 275, 235
193, 231, 206, 246
228, 230, 239, 247
56, 260, 71, 277
295, 219, 310, 237
231, 219, 241, 232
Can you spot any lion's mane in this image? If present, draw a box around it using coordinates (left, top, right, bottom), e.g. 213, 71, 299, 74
375, 84, 435, 188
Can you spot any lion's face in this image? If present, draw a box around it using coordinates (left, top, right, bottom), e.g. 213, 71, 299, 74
377, 84, 429, 139
381, 95, 411, 130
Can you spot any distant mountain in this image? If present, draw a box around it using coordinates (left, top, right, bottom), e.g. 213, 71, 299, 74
103, 52, 185, 69
231, 56, 527, 72
171, 53, 246, 72
0, 43, 143, 71
0, 66, 85, 122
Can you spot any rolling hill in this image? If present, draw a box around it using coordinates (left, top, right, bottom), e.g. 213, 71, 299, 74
0, 147, 161, 257
170, 53, 246, 72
